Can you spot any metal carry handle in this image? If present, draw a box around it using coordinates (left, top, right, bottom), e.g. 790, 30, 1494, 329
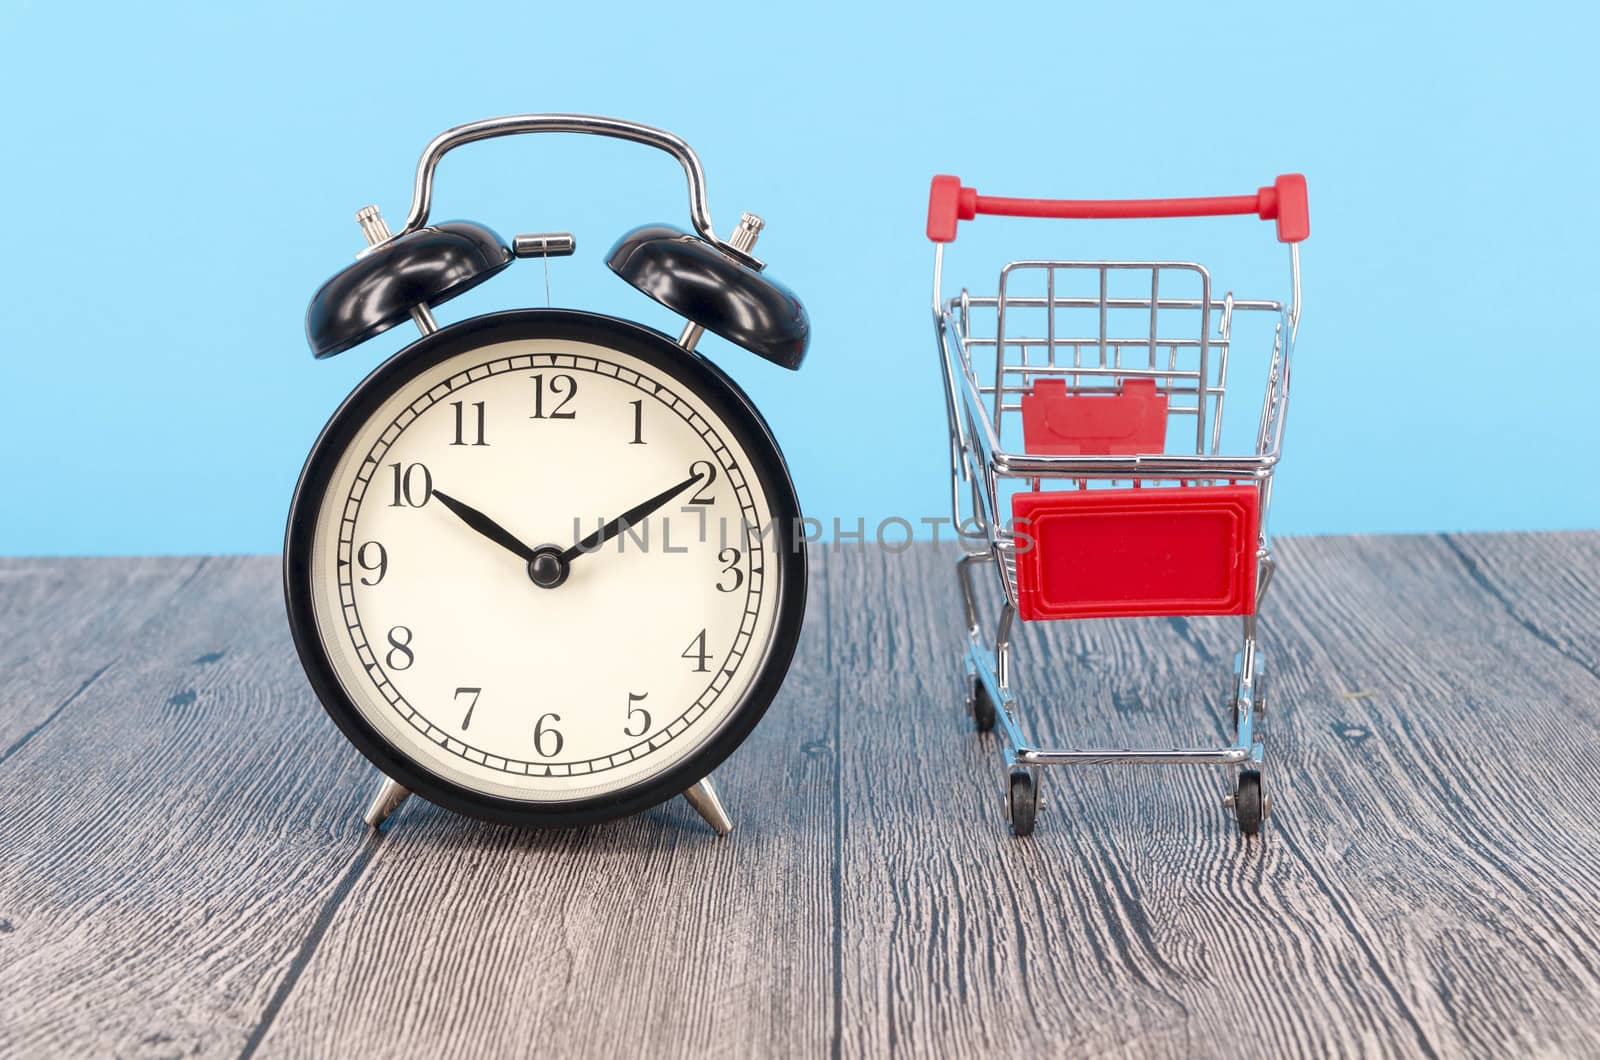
927, 173, 1310, 245
389, 113, 762, 268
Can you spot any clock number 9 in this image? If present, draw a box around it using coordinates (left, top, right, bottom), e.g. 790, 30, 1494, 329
385, 626, 414, 670
534, 713, 563, 757
387, 462, 432, 508
356, 541, 388, 586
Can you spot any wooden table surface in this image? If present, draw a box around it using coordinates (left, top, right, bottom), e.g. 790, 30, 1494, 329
2, 534, 1599, 1059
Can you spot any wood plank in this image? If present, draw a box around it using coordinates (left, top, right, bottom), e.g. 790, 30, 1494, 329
1258, 534, 1600, 1058
825, 537, 1600, 1058
0, 556, 379, 1058
245, 572, 840, 1058
1440, 530, 1600, 678
3, 536, 1599, 1058
827, 543, 1433, 1059
0, 557, 210, 754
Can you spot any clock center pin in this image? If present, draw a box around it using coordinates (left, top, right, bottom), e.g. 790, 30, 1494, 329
526, 546, 570, 589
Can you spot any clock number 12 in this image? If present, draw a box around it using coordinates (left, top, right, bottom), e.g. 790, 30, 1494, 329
530, 374, 577, 420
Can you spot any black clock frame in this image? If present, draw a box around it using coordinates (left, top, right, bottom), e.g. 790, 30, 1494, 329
284, 309, 808, 829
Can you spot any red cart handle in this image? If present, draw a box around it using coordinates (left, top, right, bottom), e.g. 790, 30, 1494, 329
927, 173, 1309, 244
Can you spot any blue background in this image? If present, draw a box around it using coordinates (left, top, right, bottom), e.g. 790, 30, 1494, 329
2, 0, 1596, 555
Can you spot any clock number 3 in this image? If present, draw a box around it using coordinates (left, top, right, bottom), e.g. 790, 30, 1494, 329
716, 547, 743, 593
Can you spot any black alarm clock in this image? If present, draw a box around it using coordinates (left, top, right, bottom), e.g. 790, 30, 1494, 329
284, 114, 809, 835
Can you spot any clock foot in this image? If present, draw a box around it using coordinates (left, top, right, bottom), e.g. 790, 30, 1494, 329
363, 776, 411, 830
682, 777, 733, 837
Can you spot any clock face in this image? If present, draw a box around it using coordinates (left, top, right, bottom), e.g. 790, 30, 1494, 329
286, 312, 805, 824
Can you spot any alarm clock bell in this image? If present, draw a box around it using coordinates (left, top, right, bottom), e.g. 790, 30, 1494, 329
306, 220, 513, 358
608, 222, 808, 370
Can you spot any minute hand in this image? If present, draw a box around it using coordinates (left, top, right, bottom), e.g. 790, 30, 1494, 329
562, 472, 703, 563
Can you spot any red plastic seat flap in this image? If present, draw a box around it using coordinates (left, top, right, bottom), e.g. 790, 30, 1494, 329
1012, 485, 1260, 620
1020, 377, 1168, 456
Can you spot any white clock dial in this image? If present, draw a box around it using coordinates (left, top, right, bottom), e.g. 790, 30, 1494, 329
304, 334, 786, 803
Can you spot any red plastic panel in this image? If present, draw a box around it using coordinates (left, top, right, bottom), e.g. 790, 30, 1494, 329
1012, 485, 1260, 620
1020, 377, 1168, 456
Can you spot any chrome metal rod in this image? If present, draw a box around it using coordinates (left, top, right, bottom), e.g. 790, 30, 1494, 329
990, 451, 1276, 477
957, 294, 1282, 313
1016, 746, 1253, 766
393, 113, 761, 268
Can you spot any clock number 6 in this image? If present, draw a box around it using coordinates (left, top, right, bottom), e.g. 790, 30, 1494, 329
534, 713, 563, 757
625, 692, 651, 738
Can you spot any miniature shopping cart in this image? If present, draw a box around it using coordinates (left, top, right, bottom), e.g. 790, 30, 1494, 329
928, 173, 1309, 837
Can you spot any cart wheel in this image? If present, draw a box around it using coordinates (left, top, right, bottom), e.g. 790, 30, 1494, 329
1234, 770, 1264, 837
1008, 768, 1038, 837
970, 678, 997, 733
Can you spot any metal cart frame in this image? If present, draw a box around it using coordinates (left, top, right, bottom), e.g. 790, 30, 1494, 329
928, 174, 1309, 836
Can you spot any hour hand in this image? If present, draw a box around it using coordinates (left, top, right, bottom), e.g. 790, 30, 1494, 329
431, 489, 539, 564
